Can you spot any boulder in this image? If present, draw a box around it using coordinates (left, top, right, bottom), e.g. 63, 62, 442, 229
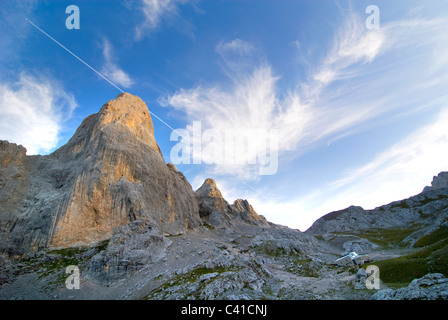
372, 273, 448, 300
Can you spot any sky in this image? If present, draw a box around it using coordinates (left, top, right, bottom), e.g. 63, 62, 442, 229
1, 0, 448, 231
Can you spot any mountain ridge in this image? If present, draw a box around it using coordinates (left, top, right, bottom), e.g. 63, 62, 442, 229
0, 93, 268, 256
1, 93, 447, 300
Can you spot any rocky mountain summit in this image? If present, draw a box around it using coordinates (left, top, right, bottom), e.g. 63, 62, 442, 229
196, 178, 270, 228
1, 93, 203, 255
1, 93, 447, 300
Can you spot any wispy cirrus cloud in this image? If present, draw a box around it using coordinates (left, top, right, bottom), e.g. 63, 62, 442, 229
162, 10, 448, 183
135, 0, 196, 40
160, 14, 387, 178
214, 38, 263, 80
309, 12, 385, 94
100, 38, 134, 89
0, 73, 77, 155
160, 7, 448, 231
215, 39, 256, 56
251, 107, 448, 231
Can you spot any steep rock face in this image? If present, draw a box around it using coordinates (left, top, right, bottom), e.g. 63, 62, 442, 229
195, 178, 270, 228
0, 142, 28, 218
0, 93, 202, 255
0, 142, 29, 255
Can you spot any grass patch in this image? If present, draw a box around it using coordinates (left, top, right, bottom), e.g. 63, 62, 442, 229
360, 227, 419, 247
413, 226, 448, 248
333, 226, 420, 248
166, 233, 183, 237
363, 238, 448, 286
21, 247, 87, 276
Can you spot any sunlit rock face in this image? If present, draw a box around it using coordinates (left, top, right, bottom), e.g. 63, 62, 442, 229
0, 93, 202, 254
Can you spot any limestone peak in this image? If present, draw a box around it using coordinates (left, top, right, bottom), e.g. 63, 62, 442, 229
195, 178, 270, 228
96, 92, 158, 149
196, 178, 223, 200
0, 93, 202, 252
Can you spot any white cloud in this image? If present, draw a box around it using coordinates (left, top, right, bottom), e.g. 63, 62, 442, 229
163, 10, 448, 182
215, 39, 256, 57
161, 16, 390, 179
327, 14, 385, 65
135, 0, 192, 40
100, 39, 133, 89
214, 39, 262, 79
163, 65, 281, 179
253, 107, 448, 231
0, 73, 77, 155
309, 12, 386, 100
162, 9, 448, 230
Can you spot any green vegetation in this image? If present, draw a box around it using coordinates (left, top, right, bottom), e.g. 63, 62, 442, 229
287, 256, 319, 278
391, 200, 410, 209
363, 236, 448, 287
333, 225, 420, 248
203, 223, 215, 230
253, 242, 290, 257
359, 226, 419, 247
416, 194, 448, 206
16, 239, 110, 291
144, 265, 240, 299
166, 233, 183, 237
252, 241, 318, 277
413, 226, 448, 248
21, 247, 84, 276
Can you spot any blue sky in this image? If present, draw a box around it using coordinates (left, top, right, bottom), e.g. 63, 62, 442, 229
1, 1, 448, 230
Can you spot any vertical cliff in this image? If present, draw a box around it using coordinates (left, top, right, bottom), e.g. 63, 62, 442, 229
0, 93, 202, 255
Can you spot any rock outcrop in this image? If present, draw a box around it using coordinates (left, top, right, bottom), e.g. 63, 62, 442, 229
423, 171, 448, 192
88, 216, 173, 284
0, 93, 202, 255
372, 273, 448, 300
306, 182, 448, 241
195, 178, 270, 228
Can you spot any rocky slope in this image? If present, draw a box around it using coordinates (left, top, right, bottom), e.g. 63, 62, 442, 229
306, 172, 448, 289
0, 93, 447, 300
